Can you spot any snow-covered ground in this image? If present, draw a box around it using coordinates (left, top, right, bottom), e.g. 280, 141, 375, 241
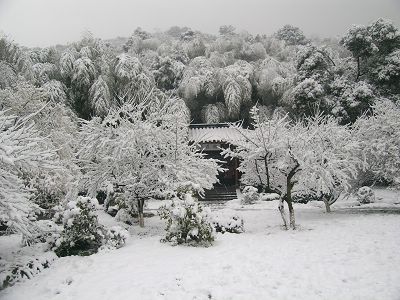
1, 191, 400, 300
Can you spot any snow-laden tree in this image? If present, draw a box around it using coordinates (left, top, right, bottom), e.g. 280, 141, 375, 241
219, 25, 236, 36
0, 82, 79, 160
295, 45, 336, 82
353, 99, 400, 185
114, 54, 142, 81
0, 35, 34, 82
284, 44, 342, 118
201, 102, 228, 124
41, 80, 68, 104
89, 76, 112, 118
219, 60, 254, 119
58, 35, 115, 119
372, 48, 400, 94
275, 25, 308, 46
224, 106, 362, 229
77, 91, 218, 227
178, 57, 220, 121
253, 57, 294, 107
72, 57, 97, 89
113, 53, 154, 103
185, 37, 206, 59
152, 56, 185, 91
59, 48, 78, 82
291, 115, 363, 212
0, 61, 18, 89
0, 82, 79, 211
69, 56, 98, 118
340, 25, 378, 80
236, 42, 267, 62
291, 78, 324, 116
157, 41, 189, 65
0, 111, 60, 243
32, 62, 59, 86
179, 57, 217, 99
368, 18, 400, 55
222, 106, 290, 194
341, 18, 400, 85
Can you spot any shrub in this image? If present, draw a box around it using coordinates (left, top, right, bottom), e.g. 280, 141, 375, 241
242, 186, 259, 204
357, 186, 375, 204
52, 196, 103, 257
115, 208, 134, 225
292, 190, 322, 204
158, 194, 215, 246
100, 226, 129, 251
213, 210, 244, 234
260, 193, 280, 201
0, 252, 57, 290
106, 190, 139, 219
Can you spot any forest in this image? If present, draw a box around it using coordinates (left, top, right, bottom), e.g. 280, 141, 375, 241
1, 18, 400, 298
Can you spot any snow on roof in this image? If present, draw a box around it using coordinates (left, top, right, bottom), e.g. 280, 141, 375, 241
189, 123, 243, 143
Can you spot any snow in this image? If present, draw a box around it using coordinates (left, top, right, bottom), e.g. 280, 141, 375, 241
1, 193, 400, 300
189, 125, 244, 143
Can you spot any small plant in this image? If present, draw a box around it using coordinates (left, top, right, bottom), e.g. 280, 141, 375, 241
52, 196, 103, 257
356, 186, 375, 204
158, 194, 215, 246
0, 252, 57, 290
213, 211, 244, 234
260, 193, 280, 201
100, 226, 129, 251
242, 186, 259, 204
115, 208, 134, 225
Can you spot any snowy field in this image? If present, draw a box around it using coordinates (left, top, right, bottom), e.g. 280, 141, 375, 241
1, 190, 400, 300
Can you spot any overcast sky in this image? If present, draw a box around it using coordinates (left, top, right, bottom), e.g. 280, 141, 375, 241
0, 0, 399, 47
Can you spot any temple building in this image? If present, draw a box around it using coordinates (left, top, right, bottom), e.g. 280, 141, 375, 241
189, 123, 242, 201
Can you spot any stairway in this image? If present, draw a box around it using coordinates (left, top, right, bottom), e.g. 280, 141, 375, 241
201, 185, 238, 202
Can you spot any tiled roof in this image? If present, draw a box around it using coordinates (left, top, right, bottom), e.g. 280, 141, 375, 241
189, 123, 244, 143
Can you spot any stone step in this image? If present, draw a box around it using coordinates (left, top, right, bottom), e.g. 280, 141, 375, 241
202, 185, 238, 201
205, 193, 236, 196
201, 194, 237, 201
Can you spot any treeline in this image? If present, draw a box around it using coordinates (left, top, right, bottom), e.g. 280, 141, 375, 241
1, 19, 399, 126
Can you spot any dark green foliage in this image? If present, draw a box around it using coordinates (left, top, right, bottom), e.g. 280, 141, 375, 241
0, 253, 57, 291
53, 197, 103, 257
213, 214, 244, 234
158, 195, 214, 246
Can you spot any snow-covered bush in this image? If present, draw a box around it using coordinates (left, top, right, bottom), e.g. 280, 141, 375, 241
24, 172, 66, 214
212, 211, 244, 234
356, 186, 375, 204
106, 190, 138, 219
260, 193, 280, 201
242, 186, 259, 204
158, 194, 214, 246
100, 226, 129, 251
52, 197, 103, 256
291, 191, 318, 204
0, 252, 57, 290
115, 208, 134, 225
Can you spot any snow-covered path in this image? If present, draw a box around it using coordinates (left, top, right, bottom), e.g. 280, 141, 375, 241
1, 203, 400, 300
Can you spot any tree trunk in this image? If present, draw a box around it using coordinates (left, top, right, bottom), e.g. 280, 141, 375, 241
323, 197, 331, 213
286, 179, 296, 230
286, 196, 296, 229
264, 155, 270, 191
137, 199, 145, 227
278, 196, 288, 230
356, 56, 361, 81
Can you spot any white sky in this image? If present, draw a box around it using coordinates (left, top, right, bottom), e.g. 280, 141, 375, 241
0, 0, 399, 47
